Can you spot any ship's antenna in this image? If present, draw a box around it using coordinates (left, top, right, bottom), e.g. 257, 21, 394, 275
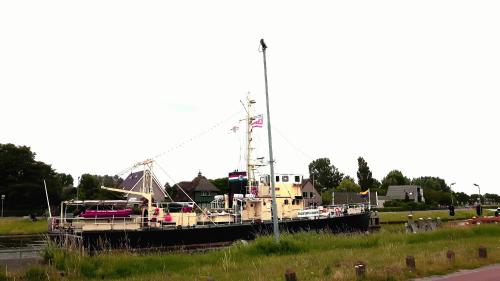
43, 179, 52, 218
260, 38, 280, 243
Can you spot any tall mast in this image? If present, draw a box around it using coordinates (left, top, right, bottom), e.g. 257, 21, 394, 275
246, 94, 253, 194
260, 39, 280, 243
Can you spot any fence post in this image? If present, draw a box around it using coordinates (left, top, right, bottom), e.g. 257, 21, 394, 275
285, 268, 297, 281
446, 250, 455, 261
406, 256, 416, 271
354, 261, 366, 279
478, 246, 487, 258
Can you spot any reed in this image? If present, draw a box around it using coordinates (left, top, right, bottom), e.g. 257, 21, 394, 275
15, 224, 500, 281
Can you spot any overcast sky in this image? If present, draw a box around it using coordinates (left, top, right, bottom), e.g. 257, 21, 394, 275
1, 1, 499, 195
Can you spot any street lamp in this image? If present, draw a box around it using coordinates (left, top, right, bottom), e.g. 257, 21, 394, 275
1, 194, 5, 217
473, 183, 480, 203
450, 182, 456, 205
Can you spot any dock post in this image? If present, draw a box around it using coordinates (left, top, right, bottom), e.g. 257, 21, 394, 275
446, 250, 455, 261
285, 268, 297, 281
354, 261, 366, 279
406, 256, 415, 270
478, 246, 487, 258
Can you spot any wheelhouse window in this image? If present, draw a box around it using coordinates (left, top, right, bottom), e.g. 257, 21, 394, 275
276, 176, 280, 182
282, 176, 289, 182
294, 176, 300, 183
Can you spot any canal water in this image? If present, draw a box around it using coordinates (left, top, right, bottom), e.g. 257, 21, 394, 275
0, 235, 46, 260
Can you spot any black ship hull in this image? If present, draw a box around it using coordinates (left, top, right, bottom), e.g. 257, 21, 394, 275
54, 213, 370, 250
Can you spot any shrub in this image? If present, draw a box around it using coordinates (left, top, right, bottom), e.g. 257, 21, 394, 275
24, 267, 47, 281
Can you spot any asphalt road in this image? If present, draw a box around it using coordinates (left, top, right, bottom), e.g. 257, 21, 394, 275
415, 264, 500, 281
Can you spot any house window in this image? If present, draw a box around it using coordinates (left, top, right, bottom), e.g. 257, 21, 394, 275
282, 176, 289, 182
310, 192, 314, 198
201, 191, 211, 196
294, 176, 300, 183
276, 176, 280, 182
284, 200, 289, 205
303, 192, 308, 198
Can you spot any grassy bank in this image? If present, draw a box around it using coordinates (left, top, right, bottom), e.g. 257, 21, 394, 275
9, 224, 500, 281
378, 209, 491, 223
0, 218, 47, 235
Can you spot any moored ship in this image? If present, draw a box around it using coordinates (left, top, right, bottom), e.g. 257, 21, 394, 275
48, 40, 378, 250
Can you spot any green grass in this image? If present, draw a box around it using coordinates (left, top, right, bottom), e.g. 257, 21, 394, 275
11, 224, 499, 281
378, 209, 491, 223
0, 218, 47, 235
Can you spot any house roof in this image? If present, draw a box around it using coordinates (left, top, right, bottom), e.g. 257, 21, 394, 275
333, 191, 377, 205
122, 171, 143, 190
174, 172, 220, 201
386, 185, 421, 200
120, 170, 167, 201
301, 179, 320, 194
191, 172, 220, 192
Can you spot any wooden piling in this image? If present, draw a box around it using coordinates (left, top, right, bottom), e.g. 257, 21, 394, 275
285, 268, 297, 281
478, 246, 487, 258
354, 261, 366, 279
446, 250, 455, 261
406, 256, 416, 270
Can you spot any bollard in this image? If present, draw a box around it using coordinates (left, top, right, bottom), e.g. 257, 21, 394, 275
354, 261, 366, 279
285, 268, 297, 281
406, 256, 416, 270
478, 246, 487, 258
446, 250, 455, 261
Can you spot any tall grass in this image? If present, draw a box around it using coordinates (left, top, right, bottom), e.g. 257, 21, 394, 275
378, 209, 491, 223
13, 224, 500, 281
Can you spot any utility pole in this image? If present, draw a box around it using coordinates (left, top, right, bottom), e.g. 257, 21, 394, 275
260, 38, 280, 243
1, 195, 5, 217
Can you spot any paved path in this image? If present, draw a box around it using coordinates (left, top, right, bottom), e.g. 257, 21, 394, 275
415, 264, 500, 281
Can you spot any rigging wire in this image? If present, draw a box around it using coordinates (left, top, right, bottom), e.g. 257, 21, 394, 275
155, 162, 216, 225
113, 109, 243, 177
272, 125, 314, 162
151, 109, 243, 161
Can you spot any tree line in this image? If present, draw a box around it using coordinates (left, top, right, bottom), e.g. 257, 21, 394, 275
308, 156, 499, 207
0, 144, 123, 215
1, 143, 497, 215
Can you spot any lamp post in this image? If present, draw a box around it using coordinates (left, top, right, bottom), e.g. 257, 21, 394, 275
1, 195, 5, 217
473, 183, 481, 203
450, 182, 456, 205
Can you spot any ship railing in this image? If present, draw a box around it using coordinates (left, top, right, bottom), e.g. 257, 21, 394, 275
55, 215, 183, 232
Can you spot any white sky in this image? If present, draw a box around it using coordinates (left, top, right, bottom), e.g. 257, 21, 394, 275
1, 1, 499, 195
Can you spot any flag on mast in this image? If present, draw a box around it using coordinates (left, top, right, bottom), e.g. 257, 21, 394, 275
359, 190, 369, 199
251, 115, 263, 128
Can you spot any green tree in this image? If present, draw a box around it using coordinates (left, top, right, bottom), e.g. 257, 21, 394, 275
380, 170, 410, 191
469, 194, 483, 204
411, 177, 450, 192
411, 176, 451, 205
484, 193, 500, 204
356, 157, 375, 191
77, 174, 123, 200
454, 192, 470, 205
0, 143, 67, 215
321, 188, 334, 205
336, 176, 361, 192
308, 158, 344, 191
210, 177, 228, 194
164, 182, 178, 201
